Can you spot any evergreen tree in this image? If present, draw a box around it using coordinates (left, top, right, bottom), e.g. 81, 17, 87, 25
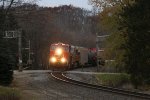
119, 0, 150, 87
89, 0, 150, 88
0, 9, 18, 85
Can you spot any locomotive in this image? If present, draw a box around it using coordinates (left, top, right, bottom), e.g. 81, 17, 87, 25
49, 42, 97, 70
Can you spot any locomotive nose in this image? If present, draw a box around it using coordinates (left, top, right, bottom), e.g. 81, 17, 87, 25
61, 57, 67, 63
55, 48, 63, 55
50, 56, 57, 63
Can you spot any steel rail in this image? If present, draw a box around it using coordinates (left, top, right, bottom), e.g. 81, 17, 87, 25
50, 71, 150, 100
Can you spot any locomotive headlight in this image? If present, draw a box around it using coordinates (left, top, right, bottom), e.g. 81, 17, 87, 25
61, 57, 66, 63
56, 48, 62, 55
50, 57, 57, 63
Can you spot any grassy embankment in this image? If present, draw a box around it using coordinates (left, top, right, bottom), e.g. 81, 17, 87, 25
0, 86, 21, 100
96, 73, 150, 92
95, 73, 130, 87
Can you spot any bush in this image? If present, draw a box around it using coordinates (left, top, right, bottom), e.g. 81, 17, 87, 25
0, 55, 13, 86
0, 86, 21, 100
96, 73, 130, 87
100, 60, 117, 72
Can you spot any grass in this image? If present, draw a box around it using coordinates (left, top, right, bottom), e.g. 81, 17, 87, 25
96, 73, 130, 87
0, 86, 21, 100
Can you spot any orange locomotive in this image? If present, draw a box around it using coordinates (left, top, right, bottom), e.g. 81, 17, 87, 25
49, 42, 89, 70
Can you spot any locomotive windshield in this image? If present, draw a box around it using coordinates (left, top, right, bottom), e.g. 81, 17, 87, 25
50, 45, 69, 51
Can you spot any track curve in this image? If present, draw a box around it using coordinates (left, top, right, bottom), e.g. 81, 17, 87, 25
50, 71, 150, 100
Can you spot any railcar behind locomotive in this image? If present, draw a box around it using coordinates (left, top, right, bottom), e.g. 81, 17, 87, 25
49, 42, 96, 70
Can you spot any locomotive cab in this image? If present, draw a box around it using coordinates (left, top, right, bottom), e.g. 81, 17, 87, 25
49, 43, 70, 70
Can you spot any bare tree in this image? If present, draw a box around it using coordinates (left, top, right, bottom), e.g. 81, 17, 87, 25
88, 0, 135, 10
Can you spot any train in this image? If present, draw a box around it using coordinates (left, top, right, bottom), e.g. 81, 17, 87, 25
49, 42, 97, 70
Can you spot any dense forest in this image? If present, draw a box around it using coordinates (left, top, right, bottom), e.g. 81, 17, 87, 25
89, 0, 150, 87
10, 4, 98, 69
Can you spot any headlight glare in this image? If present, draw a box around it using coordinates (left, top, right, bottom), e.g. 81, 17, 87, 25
56, 48, 62, 55
61, 57, 66, 63
50, 57, 56, 63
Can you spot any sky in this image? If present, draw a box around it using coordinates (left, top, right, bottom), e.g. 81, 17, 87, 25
37, 0, 93, 10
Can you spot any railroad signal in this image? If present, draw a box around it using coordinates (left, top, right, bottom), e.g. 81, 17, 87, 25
3, 30, 33, 71
3, 30, 23, 72
3, 30, 19, 38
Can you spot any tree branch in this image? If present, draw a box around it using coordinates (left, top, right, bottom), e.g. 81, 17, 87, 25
5, 0, 15, 15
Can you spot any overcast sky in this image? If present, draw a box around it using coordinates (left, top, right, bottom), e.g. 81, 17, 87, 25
37, 0, 93, 10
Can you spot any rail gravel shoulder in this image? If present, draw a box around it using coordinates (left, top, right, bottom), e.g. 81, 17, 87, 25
50, 72, 150, 100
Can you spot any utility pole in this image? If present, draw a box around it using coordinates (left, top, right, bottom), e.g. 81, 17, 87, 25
28, 40, 31, 68
96, 34, 110, 72
96, 33, 99, 71
18, 30, 23, 72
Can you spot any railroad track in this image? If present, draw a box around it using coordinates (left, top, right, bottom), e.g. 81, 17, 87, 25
50, 71, 150, 100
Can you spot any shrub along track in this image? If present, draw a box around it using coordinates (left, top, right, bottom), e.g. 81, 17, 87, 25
50, 71, 150, 100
